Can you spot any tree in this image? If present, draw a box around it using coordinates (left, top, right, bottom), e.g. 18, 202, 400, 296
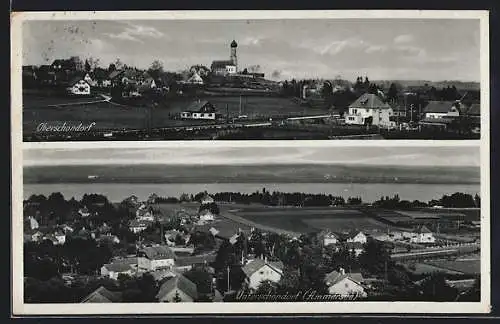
419, 272, 459, 301
108, 63, 117, 72
148, 60, 164, 79
388, 83, 399, 103
358, 239, 392, 277
84, 59, 91, 72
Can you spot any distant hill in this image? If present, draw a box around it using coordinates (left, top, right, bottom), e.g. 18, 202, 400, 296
373, 80, 480, 91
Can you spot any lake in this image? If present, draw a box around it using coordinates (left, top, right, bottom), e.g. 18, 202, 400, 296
23, 182, 480, 203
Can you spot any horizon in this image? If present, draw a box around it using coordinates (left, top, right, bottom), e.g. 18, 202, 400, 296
22, 18, 480, 82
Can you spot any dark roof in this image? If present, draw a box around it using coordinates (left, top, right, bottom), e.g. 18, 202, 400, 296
416, 225, 432, 234
139, 245, 176, 260
423, 101, 459, 113
211, 60, 234, 69
349, 93, 391, 110
81, 286, 123, 303
175, 254, 216, 267
241, 259, 284, 277
108, 70, 124, 79
184, 100, 215, 113
68, 77, 89, 87
156, 275, 198, 301
324, 271, 364, 286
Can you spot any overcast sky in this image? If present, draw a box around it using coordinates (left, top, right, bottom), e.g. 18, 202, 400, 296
23, 146, 480, 167
22, 18, 480, 81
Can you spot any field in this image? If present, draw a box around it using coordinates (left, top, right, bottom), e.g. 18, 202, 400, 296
22, 93, 327, 138
425, 258, 480, 275
230, 206, 391, 234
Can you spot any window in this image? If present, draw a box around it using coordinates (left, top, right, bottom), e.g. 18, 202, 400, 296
366, 109, 369, 112
259, 271, 264, 275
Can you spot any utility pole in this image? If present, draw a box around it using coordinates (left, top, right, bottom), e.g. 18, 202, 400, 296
226, 265, 231, 293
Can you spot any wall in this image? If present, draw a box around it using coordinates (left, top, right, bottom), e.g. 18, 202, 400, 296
248, 264, 282, 290
328, 278, 366, 297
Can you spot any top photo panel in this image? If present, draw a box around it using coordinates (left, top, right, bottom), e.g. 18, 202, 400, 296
16, 11, 487, 141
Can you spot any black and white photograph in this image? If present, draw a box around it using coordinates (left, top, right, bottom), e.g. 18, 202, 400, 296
14, 143, 488, 313
16, 11, 485, 141
10, 10, 491, 316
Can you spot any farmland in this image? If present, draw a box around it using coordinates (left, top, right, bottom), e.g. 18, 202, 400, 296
228, 206, 392, 234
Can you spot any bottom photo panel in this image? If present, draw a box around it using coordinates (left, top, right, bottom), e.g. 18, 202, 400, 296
17, 143, 485, 313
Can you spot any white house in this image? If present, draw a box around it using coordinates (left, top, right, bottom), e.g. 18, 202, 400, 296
423, 101, 461, 119
101, 263, 135, 280
54, 231, 66, 245
28, 216, 39, 230
186, 71, 204, 85
83, 73, 98, 87
242, 258, 284, 290
138, 245, 176, 272
322, 231, 339, 246
78, 207, 91, 218
409, 225, 436, 244
31, 231, 44, 242
180, 101, 217, 120
201, 194, 215, 205
324, 268, 367, 298
344, 93, 395, 127
137, 211, 155, 222
66, 77, 91, 96
346, 231, 368, 244
199, 210, 215, 222
129, 220, 149, 233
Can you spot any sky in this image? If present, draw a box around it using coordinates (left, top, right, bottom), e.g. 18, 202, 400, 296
22, 18, 480, 81
23, 146, 480, 167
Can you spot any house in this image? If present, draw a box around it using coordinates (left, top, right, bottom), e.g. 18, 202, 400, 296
174, 254, 216, 273
242, 258, 284, 290
31, 231, 44, 242
321, 231, 339, 246
201, 194, 215, 205
27, 216, 39, 230
66, 77, 91, 95
346, 231, 368, 244
78, 207, 91, 218
101, 262, 136, 280
326, 268, 366, 295
180, 100, 217, 120
344, 93, 395, 127
199, 209, 215, 222
186, 71, 204, 85
137, 210, 155, 222
81, 286, 123, 303
211, 60, 237, 76
423, 101, 461, 119
138, 245, 176, 272
54, 231, 66, 245
409, 225, 436, 244
129, 220, 149, 233
151, 268, 179, 282
97, 233, 121, 245
156, 274, 198, 302
324, 268, 367, 298
83, 73, 98, 87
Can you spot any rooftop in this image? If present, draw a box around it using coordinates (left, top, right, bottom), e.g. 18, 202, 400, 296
81, 286, 123, 303
241, 258, 284, 277
156, 275, 198, 301
349, 93, 391, 110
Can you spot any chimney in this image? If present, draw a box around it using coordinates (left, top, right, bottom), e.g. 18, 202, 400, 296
339, 267, 345, 275
264, 256, 268, 263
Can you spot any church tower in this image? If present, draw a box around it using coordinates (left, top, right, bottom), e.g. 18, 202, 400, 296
230, 40, 238, 72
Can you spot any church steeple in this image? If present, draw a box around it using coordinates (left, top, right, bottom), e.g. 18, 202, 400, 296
230, 40, 238, 72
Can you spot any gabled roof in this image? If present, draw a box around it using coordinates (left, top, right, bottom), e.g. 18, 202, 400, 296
423, 101, 459, 113
108, 70, 124, 79
175, 254, 216, 267
324, 271, 364, 286
416, 225, 432, 234
241, 259, 284, 277
211, 60, 234, 69
349, 93, 391, 110
139, 245, 176, 260
184, 100, 214, 113
156, 275, 198, 301
68, 77, 89, 87
81, 286, 123, 303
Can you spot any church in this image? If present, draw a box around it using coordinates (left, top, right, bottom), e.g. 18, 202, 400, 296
211, 40, 238, 76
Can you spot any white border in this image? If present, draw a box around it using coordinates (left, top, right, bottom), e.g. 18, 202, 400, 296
11, 10, 491, 315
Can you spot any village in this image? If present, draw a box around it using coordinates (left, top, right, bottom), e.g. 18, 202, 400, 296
22, 40, 481, 141
23, 188, 481, 303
